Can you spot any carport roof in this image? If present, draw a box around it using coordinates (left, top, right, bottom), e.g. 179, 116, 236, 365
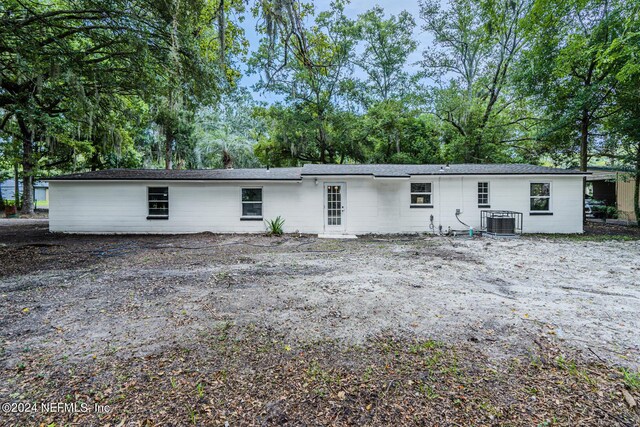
49, 164, 587, 181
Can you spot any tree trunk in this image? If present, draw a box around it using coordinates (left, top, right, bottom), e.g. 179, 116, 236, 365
580, 110, 590, 226
21, 136, 34, 214
14, 163, 20, 207
90, 149, 101, 171
165, 129, 173, 170
318, 124, 327, 164
580, 110, 589, 171
635, 144, 640, 227
21, 174, 34, 214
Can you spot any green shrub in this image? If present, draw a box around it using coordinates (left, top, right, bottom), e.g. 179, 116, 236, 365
592, 204, 618, 219
265, 216, 285, 236
4, 199, 15, 207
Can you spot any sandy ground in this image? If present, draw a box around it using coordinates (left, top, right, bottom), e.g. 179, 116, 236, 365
1, 221, 639, 371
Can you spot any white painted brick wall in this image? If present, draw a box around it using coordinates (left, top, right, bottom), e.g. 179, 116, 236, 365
49, 175, 583, 234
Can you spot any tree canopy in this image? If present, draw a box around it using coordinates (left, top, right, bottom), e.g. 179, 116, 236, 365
1, 0, 639, 215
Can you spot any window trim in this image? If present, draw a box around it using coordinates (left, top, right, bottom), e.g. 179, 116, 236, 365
477, 181, 490, 208
410, 182, 433, 207
147, 186, 169, 220
241, 187, 263, 219
529, 181, 552, 214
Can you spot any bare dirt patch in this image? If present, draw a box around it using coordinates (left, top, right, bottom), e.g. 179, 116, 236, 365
1, 221, 639, 425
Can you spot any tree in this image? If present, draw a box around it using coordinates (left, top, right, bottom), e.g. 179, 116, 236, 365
0, 1, 159, 212
611, 83, 640, 225
151, 0, 246, 170
0, 0, 242, 212
516, 0, 624, 171
350, 6, 420, 107
602, 4, 640, 224
249, 1, 359, 164
420, 0, 533, 163
194, 88, 263, 169
357, 101, 442, 164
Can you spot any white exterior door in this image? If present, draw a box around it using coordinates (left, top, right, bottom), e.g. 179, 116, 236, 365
324, 183, 346, 233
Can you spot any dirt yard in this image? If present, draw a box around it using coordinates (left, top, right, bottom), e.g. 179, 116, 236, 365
1, 220, 639, 426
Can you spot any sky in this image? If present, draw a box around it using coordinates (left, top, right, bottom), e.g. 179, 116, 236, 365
238, 1, 431, 103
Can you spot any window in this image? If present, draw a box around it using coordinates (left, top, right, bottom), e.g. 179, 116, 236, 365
148, 187, 169, 219
530, 182, 551, 212
241, 188, 262, 218
410, 182, 432, 207
478, 182, 490, 206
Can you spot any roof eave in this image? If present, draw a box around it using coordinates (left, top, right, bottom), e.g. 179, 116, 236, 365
48, 178, 303, 182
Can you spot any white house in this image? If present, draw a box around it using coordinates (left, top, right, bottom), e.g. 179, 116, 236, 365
48, 164, 587, 235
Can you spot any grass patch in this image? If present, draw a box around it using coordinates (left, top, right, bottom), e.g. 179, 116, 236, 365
621, 368, 640, 390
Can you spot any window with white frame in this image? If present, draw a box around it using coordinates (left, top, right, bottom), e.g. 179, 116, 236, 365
530, 182, 551, 211
478, 182, 489, 206
241, 188, 263, 218
148, 187, 169, 219
410, 182, 432, 206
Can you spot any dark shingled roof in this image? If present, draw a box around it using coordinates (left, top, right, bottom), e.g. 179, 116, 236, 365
49, 168, 303, 181
300, 164, 587, 176
49, 164, 586, 181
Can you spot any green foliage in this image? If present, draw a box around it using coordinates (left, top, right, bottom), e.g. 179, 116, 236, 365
357, 102, 442, 164
249, 1, 358, 164
621, 368, 640, 390
194, 89, 263, 168
265, 216, 285, 236
420, 0, 534, 163
350, 6, 422, 106
591, 204, 618, 219
0, 0, 638, 191
515, 0, 627, 169
0, 0, 245, 211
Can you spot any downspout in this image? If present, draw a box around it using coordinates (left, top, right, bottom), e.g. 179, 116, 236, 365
438, 177, 442, 234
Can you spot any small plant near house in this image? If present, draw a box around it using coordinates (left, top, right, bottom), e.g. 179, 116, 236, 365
4, 199, 17, 218
265, 216, 285, 236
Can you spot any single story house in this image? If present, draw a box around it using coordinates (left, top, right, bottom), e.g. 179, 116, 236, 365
586, 168, 639, 222
48, 164, 587, 235
0, 179, 50, 208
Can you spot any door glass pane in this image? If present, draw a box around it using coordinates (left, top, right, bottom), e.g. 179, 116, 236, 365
327, 185, 342, 226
